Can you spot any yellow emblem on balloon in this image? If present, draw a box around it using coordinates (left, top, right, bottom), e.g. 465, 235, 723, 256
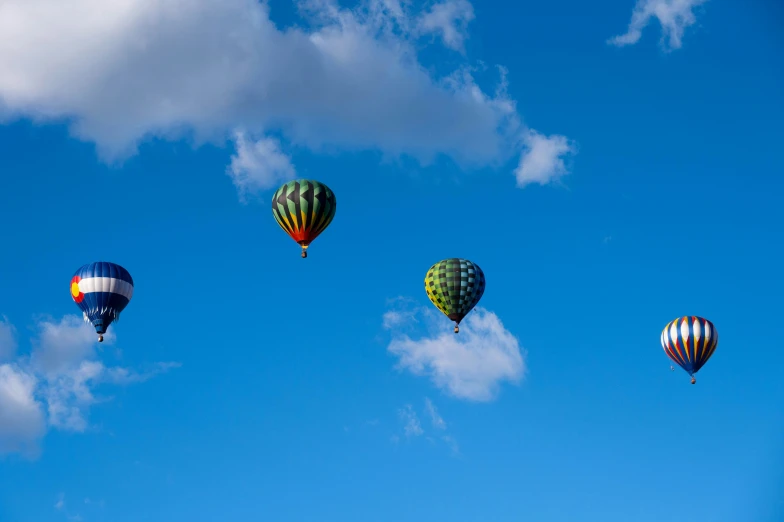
71, 281, 80, 297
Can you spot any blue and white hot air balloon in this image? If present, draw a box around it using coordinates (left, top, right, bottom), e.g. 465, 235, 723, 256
70, 262, 134, 342
660, 316, 718, 384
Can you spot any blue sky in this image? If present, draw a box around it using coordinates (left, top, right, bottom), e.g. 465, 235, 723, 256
0, 0, 783, 521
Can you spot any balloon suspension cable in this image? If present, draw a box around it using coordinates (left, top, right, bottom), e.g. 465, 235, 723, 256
454, 324, 459, 334
98, 334, 104, 343
690, 377, 696, 385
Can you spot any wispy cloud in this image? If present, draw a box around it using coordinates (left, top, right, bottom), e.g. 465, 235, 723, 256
442, 434, 460, 455
383, 309, 419, 330
393, 398, 459, 455
384, 301, 525, 402
0, 315, 179, 458
608, 0, 709, 51
424, 397, 446, 429
54, 493, 82, 521
383, 297, 421, 324
0, 316, 17, 362
104, 362, 182, 385
83, 498, 105, 508
398, 404, 424, 437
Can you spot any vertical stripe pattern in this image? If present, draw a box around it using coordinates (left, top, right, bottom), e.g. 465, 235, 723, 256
660, 316, 718, 376
271, 179, 336, 247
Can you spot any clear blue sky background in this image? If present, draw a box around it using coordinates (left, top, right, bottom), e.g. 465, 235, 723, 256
0, 1, 782, 521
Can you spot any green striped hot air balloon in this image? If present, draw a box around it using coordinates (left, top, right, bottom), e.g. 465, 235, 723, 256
271, 179, 336, 258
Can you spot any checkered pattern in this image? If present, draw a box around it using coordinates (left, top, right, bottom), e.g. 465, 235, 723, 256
424, 258, 485, 324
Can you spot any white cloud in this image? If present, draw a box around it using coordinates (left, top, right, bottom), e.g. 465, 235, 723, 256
608, 0, 708, 51
514, 130, 577, 188
54, 493, 82, 521
104, 362, 182, 385
442, 434, 459, 455
398, 404, 424, 437
383, 310, 417, 330
391, 398, 458, 454
44, 360, 106, 432
383, 297, 423, 330
226, 130, 296, 200
385, 303, 525, 401
0, 316, 17, 362
424, 397, 446, 429
0, 364, 46, 457
30, 315, 113, 375
417, 0, 475, 52
0, 315, 178, 457
0, 0, 573, 195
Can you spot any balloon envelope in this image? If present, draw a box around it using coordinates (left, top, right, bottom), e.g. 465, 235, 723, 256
272, 179, 336, 257
660, 316, 718, 377
424, 258, 485, 329
70, 262, 134, 337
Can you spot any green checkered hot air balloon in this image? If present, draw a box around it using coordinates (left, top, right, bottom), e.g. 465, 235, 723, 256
424, 258, 486, 333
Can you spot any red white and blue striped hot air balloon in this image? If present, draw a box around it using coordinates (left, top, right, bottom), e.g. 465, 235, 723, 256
661, 316, 718, 384
70, 262, 134, 342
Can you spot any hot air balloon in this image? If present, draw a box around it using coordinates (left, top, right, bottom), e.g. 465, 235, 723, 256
70, 262, 134, 342
424, 258, 485, 333
660, 316, 718, 384
272, 179, 336, 258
